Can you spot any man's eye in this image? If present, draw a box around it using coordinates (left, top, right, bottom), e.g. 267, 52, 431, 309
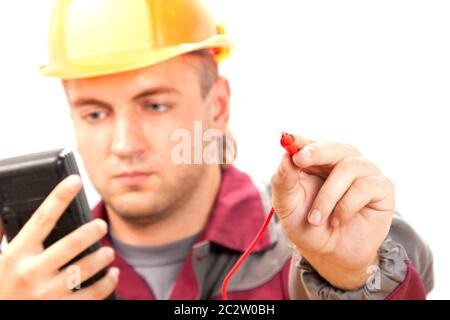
84, 111, 108, 122
144, 103, 169, 112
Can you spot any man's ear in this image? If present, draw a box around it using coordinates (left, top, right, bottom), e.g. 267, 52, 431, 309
209, 76, 231, 134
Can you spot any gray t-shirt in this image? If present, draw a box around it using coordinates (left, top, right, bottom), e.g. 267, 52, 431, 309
110, 230, 199, 300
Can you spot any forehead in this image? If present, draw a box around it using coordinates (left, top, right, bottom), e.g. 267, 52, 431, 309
63, 55, 201, 100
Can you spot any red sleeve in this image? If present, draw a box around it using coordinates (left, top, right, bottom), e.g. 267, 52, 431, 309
386, 260, 427, 300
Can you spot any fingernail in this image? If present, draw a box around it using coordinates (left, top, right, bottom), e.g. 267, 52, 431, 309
95, 219, 108, 232
104, 247, 115, 259
300, 146, 312, 159
110, 267, 120, 279
308, 209, 322, 225
67, 175, 81, 189
331, 217, 340, 228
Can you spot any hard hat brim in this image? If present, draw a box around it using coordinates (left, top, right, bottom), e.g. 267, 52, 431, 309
39, 35, 232, 80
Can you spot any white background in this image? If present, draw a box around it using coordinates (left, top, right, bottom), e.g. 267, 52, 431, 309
0, 1, 449, 299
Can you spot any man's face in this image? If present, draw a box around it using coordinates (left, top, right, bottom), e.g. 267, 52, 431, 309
64, 55, 229, 223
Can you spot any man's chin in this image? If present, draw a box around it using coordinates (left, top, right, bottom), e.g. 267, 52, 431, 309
104, 191, 167, 221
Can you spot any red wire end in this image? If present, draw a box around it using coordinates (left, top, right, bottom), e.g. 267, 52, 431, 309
280, 132, 299, 156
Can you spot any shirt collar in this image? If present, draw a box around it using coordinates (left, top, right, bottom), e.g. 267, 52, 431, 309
92, 166, 274, 253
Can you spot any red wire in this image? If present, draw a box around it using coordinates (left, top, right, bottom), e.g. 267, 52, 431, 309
221, 207, 275, 300
221, 132, 299, 300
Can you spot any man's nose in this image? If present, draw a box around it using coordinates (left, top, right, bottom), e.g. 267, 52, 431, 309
111, 114, 147, 158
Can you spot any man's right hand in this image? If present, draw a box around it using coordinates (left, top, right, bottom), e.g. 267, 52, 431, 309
0, 175, 119, 300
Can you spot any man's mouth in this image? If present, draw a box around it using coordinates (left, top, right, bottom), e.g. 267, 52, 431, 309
113, 171, 152, 185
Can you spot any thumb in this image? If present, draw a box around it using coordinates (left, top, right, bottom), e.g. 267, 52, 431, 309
271, 153, 306, 220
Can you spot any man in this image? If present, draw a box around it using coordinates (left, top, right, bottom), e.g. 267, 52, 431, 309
0, 0, 433, 299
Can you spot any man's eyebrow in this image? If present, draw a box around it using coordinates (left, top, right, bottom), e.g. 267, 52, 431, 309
71, 98, 110, 108
132, 87, 181, 101
70, 87, 180, 108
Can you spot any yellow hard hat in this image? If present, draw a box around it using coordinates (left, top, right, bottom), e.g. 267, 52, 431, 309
39, 0, 233, 79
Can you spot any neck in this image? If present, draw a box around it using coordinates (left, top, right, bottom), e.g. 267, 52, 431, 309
106, 165, 222, 246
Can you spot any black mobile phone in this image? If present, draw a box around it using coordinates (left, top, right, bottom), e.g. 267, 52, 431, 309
0, 148, 115, 300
